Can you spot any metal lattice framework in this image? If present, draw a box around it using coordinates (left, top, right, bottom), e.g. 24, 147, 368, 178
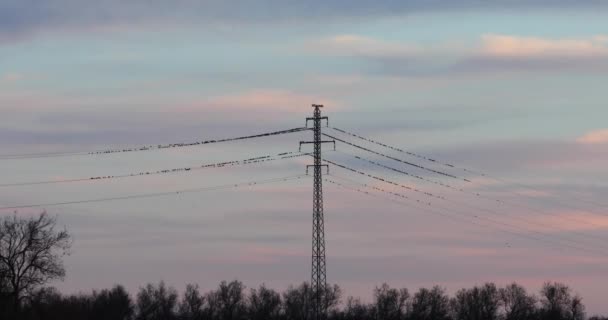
300, 104, 334, 320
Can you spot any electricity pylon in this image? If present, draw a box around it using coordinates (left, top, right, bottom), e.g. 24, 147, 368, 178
300, 104, 335, 320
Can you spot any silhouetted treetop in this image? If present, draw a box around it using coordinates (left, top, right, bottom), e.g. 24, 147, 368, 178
0, 212, 71, 313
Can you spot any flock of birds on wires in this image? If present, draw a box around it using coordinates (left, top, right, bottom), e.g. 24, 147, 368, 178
0, 122, 606, 258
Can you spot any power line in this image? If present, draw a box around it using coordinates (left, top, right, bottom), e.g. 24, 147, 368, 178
330, 126, 607, 210
327, 144, 501, 204
327, 158, 606, 251
322, 132, 470, 183
322, 158, 438, 204
325, 175, 488, 230
330, 153, 608, 244
329, 139, 608, 229
326, 173, 608, 257
334, 149, 463, 193
335, 149, 608, 233
0, 174, 308, 211
0, 127, 310, 160
331, 126, 470, 173
0, 152, 307, 187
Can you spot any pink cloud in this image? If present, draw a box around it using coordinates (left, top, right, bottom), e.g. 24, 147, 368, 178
481, 34, 608, 57
577, 128, 608, 144
521, 211, 608, 232
0, 72, 24, 83
307, 33, 608, 61
306, 34, 469, 59
182, 89, 339, 113
210, 90, 337, 113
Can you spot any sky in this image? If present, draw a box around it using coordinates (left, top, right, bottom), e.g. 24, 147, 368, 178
2, 0, 608, 315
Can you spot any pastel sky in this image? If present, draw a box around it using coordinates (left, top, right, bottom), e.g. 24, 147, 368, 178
2, 0, 608, 315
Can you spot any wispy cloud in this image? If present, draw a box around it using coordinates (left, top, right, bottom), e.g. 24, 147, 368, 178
312, 33, 608, 76
312, 33, 608, 58
481, 34, 608, 58
577, 129, 608, 144
523, 211, 608, 232
199, 89, 338, 112
0, 72, 24, 83
3, 1, 608, 45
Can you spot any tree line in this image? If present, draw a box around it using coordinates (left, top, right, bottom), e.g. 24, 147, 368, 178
1, 213, 607, 320
4, 279, 606, 320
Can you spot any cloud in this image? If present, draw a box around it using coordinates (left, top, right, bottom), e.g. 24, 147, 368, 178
577, 129, 608, 144
184, 89, 339, 113
313, 33, 608, 59
309, 34, 468, 60
433, 139, 608, 174
0, 72, 24, 83
520, 211, 608, 232
311, 33, 608, 76
453, 34, 608, 74
0, 87, 335, 148
2, 1, 608, 44
481, 34, 608, 58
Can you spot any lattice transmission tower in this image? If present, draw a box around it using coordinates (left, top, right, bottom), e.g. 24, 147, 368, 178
300, 104, 335, 320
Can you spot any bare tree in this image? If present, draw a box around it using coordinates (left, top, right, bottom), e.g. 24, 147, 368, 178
539, 282, 577, 320
0, 212, 71, 311
206, 280, 247, 320
248, 284, 281, 320
409, 286, 450, 320
451, 283, 499, 320
178, 284, 205, 320
91, 285, 134, 320
498, 283, 537, 320
343, 296, 371, 320
281, 282, 341, 320
0, 267, 9, 314
283, 282, 313, 320
136, 281, 178, 320
372, 283, 409, 320
570, 294, 585, 320
325, 284, 342, 317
